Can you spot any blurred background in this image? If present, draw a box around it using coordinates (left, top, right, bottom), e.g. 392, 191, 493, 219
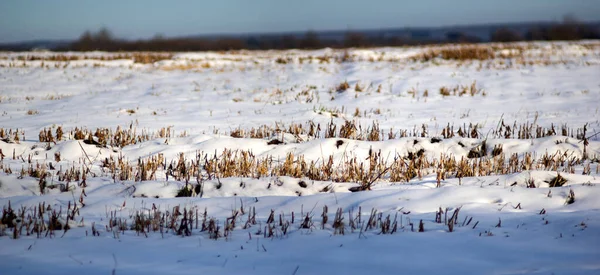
1, 0, 599, 51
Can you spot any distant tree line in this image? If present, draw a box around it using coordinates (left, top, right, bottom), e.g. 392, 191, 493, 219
64, 29, 415, 51
491, 18, 600, 42
52, 20, 600, 52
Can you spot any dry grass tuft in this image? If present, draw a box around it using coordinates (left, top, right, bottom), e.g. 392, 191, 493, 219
336, 81, 350, 92
547, 173, 568, 187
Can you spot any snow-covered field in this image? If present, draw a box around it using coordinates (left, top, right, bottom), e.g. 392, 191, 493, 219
1, 41, 600, 274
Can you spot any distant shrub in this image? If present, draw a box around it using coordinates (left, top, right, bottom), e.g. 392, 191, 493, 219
526, 17, 600, 41
445, 31, 482, 43
491, 28, 523, 42
344, 32, 369, 48
299, 31, 321, 49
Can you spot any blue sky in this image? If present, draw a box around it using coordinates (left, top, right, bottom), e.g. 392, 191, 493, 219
1, 0, 599, 43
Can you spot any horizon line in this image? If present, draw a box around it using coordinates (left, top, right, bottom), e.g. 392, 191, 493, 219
2, 19, 598, 45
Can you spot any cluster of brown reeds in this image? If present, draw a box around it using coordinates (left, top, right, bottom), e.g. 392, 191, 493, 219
414, 46, 499, 62
438, 81, 485, 97
0, 200, 81, 239
13, 53, 173, 64
227, 120, 589, 142
84, 144, 596, 193
2, 198, 491, 241
39, 125, 179, 148
0, 123, 588, 194
401, 43, 599, 69
0, 128, 23, 143
492, 120, 589, 140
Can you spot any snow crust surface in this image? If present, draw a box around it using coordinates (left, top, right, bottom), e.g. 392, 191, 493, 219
1, 42, 600, 274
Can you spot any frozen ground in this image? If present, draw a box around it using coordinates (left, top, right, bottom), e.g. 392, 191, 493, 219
1, 41, 600, 274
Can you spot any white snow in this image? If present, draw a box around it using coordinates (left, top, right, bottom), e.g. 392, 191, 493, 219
1, 41, 600, 275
